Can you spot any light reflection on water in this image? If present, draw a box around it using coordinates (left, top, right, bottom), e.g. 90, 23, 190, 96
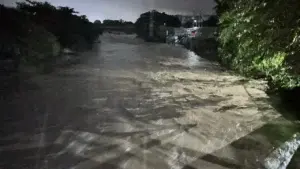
186, 50, 200, 68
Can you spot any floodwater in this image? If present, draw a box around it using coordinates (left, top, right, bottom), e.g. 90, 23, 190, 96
0, 33, 299, 169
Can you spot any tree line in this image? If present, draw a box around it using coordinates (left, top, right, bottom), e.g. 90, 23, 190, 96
102, 19, 134, 27
0, 0, 103, 72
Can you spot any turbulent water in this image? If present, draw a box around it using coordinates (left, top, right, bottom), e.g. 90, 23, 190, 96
264, 133, 300, 169
0, 33, 299, 169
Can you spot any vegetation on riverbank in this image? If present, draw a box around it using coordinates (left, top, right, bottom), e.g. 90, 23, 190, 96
101, 19, 135, 34
0, 0, 103, 72
215, 0, 300, 90
135, 10, 181, 42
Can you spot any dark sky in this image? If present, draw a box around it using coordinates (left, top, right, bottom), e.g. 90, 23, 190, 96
2, 0, 216, 22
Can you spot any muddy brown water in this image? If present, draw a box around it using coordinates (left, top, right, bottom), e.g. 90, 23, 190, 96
0, 33, 299, 169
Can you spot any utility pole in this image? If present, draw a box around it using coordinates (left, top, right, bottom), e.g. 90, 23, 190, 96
198, 10, 204, 27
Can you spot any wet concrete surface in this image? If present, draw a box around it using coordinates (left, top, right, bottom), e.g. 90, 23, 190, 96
0, 34, 299, 169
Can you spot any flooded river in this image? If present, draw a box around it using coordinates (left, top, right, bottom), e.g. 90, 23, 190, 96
0, 34, 299, 169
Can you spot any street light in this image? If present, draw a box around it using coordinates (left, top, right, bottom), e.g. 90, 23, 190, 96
194, 20, 197, 27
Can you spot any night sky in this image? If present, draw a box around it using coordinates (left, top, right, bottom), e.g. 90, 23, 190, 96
2, 0, 216, 22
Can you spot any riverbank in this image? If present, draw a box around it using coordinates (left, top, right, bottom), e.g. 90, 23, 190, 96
183, 36, 300, 117
180, 36, 300, 168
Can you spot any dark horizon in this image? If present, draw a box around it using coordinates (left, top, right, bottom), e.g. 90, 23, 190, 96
2, 0, 216, 22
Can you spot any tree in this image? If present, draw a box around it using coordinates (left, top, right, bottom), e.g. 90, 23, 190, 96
1, 0, 102, 72
93, 20, 103, 35
94, 20, 102, 25
217, 0, 300, 89
16, 0, 101, 50
0, 4, 60, 71
202, 15, 218, 27
135, 10, 181, 40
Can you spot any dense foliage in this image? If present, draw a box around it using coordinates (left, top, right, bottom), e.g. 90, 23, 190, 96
101, 19, 135, 34
0, 1, 102, 71
16, 0, 102, 50
216, 0, 300, 89
135, 10, 181, 41
0, 4, 59, 71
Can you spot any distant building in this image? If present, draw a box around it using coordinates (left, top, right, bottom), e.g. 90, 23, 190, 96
175, 14, 211, 27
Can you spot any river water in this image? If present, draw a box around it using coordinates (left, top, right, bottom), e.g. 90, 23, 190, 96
0, 33, 299, 169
